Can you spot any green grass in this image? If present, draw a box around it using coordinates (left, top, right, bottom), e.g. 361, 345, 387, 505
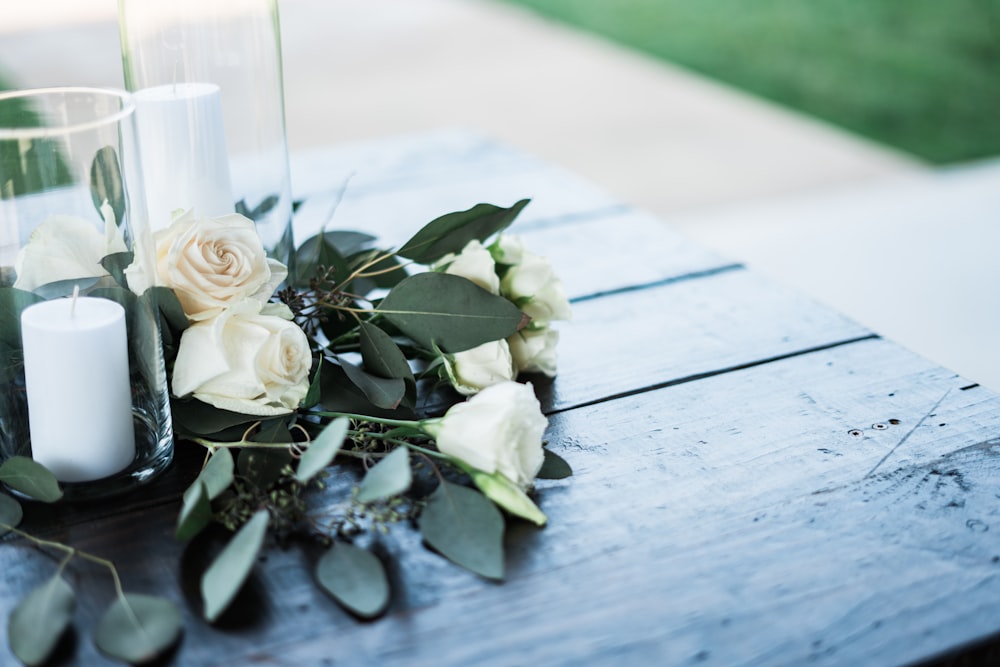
503, 0, 1000, 164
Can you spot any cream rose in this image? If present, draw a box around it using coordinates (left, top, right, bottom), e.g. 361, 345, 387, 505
493, 235, 571, 323
508, 325, 559, 377
432, 239, 500, 294
443, 339, 515, 396
13, 203, 126, 292
153, 210, 287, 321
423, 381, 547, 489
171, 300, 311, 416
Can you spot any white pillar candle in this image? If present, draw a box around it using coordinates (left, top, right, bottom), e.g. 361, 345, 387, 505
21, 296, 136, 482
134, 82, 235, 231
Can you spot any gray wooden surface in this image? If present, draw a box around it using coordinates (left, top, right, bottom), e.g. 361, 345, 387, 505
1, 129, 997, 666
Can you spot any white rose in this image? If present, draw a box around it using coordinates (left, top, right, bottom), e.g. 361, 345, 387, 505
508, 325, 559, 377
172, 300, 311, 416
495, 235, 571, 322
443, 339, 515, 396
490, 234, 525, 266
424, 381, 547, 489
432, 239, 500, 294
154, 210, 287, 321
13, 203, 126, 291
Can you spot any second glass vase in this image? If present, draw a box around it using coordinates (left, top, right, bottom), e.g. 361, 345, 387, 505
117, 0, 294, 265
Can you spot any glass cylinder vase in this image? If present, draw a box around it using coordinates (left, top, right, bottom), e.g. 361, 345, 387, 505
0, 87, 174, 500
117, 0, 294, 265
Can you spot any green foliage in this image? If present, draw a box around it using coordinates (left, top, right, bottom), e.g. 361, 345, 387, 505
8, 575, 74, 667
197, 448, 236, 500
89, 145, 126, 227
0, 457, 62, 503
0, 288, 44, 349
504, 0, 1000, 163
100, 252, 135, 289
295, 417, 347, 484
94, 594, 182, 664
379, 273, 528, 353
538, 448, 573, 479
201, 510, 269, 622
418, 481, 505, 580
340, 360, 407, 410
356, 447, 412, 503
176, 481, 212, 542
0, 493, 22, 534
397, 199, 530, 263
315, 542, 390, 618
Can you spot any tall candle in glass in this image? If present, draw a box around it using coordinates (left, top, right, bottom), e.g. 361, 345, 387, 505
0, 87, 174, 500
118, 0, 294, 264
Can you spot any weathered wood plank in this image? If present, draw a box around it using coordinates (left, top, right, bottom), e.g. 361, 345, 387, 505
4, 338, 996, 666
215, 339, 1000, 667
540, 266, 872, 412
290, 129, 622, 242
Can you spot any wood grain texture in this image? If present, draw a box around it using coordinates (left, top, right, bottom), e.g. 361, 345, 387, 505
215, 339, 1000, 667
0, 133, 996, 666
542, 266, 872, 412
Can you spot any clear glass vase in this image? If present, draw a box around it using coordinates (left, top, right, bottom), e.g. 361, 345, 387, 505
117, 0, 294, 266
0, 87, 174, 500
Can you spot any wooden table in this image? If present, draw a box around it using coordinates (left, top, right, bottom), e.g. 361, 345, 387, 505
4, 130, 999, 666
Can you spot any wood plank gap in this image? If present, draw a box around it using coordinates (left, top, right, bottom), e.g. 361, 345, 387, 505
545, 333, 882, 416
570, 263, 746, 304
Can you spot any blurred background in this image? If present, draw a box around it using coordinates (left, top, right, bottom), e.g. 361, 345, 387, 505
1, 0, 998, 388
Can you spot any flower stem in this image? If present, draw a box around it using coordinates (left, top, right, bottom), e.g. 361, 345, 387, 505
310, 411, 425, 431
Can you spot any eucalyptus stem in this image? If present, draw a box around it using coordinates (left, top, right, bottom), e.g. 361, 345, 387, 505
2, 524, 128, 600
310, 411, 426, 430
385, 439, 449, 460
192, 438, 296, 451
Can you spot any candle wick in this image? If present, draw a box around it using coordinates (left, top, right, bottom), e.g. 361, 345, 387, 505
70, 284, 80, 318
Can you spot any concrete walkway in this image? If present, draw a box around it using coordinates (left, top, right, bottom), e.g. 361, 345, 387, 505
4, 0, 997, 390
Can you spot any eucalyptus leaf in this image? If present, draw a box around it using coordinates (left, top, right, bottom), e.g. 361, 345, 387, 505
316, 542, 389, 618
176, 481, 212, 542
356, 447, 411, 503
396, 199, 530, 264
0, 493, 22, 535
89, 145, 125, 228
302, 362, 323, 410
170, 400, 261, 438
8, 575, 74, 667
150, 286, 189, 334
94, 593, 182, 664
100, 252, 134, 289
201, 510, 269, 622
296, 417, 347, 484
340, 361, 406, 410
318, 359, 415, 420
252, 418, 292, 444
0, 457, 62, 503
0, 288, 44, 348
378, 273, 528, 353
537, 448, 573, 480
235, 194, 279, 220
418, 481, 504, 579
294, 233, 349, 287
360, 321, 413, 381
199, 448, 235, 500
468, 469, 547, 526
